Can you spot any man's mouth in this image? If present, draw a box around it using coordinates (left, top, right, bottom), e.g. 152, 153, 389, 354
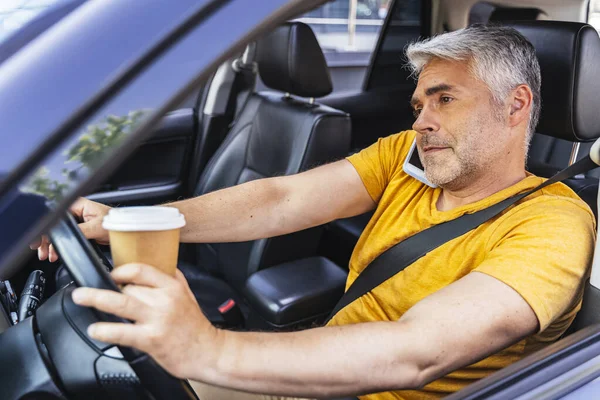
423, 146, 450, 153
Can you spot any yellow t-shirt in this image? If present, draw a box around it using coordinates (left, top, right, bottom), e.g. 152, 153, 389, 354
327, 130, 596, 400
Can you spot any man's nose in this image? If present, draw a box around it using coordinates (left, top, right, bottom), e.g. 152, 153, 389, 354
412, 106, 441, 133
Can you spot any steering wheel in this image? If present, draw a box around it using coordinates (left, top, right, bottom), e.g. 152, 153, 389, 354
49, 212, 198, 400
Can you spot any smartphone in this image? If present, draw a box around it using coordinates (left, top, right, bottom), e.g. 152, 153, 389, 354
402, 139, 437, 188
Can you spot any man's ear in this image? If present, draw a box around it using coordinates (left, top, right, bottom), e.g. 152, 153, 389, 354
508, 85, 533, 128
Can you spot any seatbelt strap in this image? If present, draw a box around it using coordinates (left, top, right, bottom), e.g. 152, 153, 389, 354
228, 44, 257, 128
229, 63, 256, 123
325, 155, 598, 324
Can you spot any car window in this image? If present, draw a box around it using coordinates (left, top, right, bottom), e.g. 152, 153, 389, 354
293, 0, 390, 68
286, 0, 424, 93
0, 0, 292, 277
468, 2, 544, 25
589, 0, 600, 32
365, 0, 424, 89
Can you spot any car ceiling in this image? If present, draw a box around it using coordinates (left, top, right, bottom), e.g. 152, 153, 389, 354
431, 0, 589, 32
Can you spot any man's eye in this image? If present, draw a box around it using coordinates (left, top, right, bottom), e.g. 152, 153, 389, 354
413, 108, 422, 119
441, 96, 453, 104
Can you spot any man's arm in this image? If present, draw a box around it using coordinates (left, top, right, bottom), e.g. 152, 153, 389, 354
201, 271, 537, 397
34, 160, 374, 260
170, 159, 375, 243
72, 266, 538, 398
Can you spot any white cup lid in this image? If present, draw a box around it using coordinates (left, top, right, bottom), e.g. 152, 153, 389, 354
102, 206, 186, 232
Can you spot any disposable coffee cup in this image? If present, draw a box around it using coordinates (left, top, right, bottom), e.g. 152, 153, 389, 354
102, 207, 186, 277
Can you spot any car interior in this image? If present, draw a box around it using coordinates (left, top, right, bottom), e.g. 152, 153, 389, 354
4, 0, 600, 398
84, 0, 600, 333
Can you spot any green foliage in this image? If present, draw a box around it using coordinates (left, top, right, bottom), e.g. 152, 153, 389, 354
25, 167, 69, 202
23, 110, 147, 202
65, 110, 146, 169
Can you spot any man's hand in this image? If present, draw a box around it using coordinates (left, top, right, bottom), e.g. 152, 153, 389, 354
71, 263, 220, 379
30, 197, 111, 262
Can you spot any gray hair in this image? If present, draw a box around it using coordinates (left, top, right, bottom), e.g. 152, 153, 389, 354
405, 24, 541, 144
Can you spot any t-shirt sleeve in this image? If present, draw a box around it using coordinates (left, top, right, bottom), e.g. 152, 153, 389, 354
474, 198, 596, 332
346, 130, 415, 203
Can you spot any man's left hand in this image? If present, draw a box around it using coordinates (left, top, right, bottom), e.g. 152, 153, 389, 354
71, 263, 220, 379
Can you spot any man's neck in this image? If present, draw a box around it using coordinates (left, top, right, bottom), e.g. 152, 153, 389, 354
436, 168, 527, 212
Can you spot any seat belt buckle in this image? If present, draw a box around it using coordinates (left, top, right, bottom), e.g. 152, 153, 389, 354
218, 298, 244, 327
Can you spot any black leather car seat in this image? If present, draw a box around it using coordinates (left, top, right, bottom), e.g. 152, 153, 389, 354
509, 21, 600, 331
180, 22, 351, 322
508, 22, 600, 217
484, 5, 600, 180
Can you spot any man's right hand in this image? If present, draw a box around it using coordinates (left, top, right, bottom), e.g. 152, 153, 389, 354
30, 197, 111, 262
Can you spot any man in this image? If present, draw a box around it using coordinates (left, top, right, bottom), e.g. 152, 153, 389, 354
34, 25, 596, 399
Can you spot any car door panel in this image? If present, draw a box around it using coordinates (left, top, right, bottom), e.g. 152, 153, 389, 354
87, 108, 196, 206
446, 326, 600, 400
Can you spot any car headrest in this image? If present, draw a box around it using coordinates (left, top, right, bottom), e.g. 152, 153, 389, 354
489, 7, 542, 22
508, 21, 600, 142
256, 22, 332, 98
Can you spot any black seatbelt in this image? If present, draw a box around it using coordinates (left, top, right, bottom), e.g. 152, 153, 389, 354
228, 44, 257, 128
228, 63, 256, 123
325, 155, 598, 324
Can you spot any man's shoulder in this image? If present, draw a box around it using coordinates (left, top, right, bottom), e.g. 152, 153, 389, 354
532, 177, 593, 216
503, 178, 596, 232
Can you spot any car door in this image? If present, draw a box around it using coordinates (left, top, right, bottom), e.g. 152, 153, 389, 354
0, 2, 337, 399
83, 89, 204, 207
0, 1, 200, 211
446, 325, 600, 399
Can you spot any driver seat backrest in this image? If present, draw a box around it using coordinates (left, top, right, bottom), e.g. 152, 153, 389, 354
508, 21, 600, 331
192, 22, 351, 291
